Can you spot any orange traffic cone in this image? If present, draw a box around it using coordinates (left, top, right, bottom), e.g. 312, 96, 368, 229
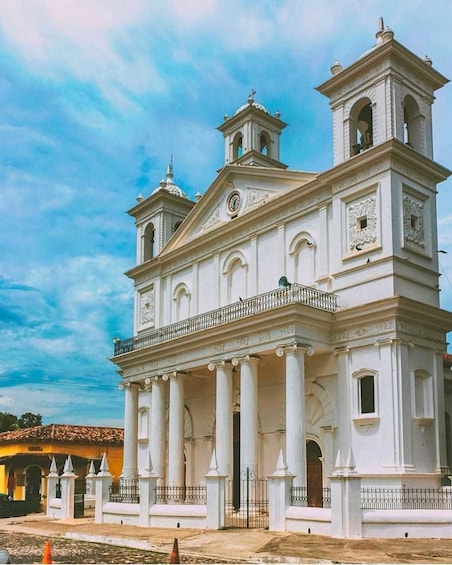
169, 537, 180, 564
42, 540, 52, 564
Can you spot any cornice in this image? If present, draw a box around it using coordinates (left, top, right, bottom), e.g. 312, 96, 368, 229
316, 39, 448, 99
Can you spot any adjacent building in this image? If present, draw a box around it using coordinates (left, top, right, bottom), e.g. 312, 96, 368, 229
0, 424, 123, 507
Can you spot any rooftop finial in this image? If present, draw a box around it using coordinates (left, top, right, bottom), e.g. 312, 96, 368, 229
376, 16, 385, 43
248, 89, 256, 104
166, 158, 174, 184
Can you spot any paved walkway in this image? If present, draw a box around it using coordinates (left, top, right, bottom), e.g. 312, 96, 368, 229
2, 512, 452, 563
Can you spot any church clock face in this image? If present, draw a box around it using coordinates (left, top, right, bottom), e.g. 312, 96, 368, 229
227, 191, 241, 215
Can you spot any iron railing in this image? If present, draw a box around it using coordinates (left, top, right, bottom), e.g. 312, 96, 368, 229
109, 479, 140, 503
361, 486, 452, 510
291, 486, 331, 508
155, 486, 207, 505
114, 284, 338, 356
225, 468, 269, 529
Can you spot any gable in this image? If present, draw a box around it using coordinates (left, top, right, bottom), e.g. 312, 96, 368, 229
161, 165, 317, 254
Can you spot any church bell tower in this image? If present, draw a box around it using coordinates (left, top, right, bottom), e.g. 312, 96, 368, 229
217, 90, 288, 168
317, 18, 448, 166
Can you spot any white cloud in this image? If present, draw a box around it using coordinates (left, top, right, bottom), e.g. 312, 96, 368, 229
0, 0, 165, 108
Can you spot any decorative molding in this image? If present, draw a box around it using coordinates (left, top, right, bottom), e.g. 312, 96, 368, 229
202, 203, 221, 230
140, 287, 155, 328
245, 187, 272, 208
403, 195, 425, 248
168, 187, 331, 272
328, 62, 388, 102
347, 194, 377, 250
333, 161, 386, 192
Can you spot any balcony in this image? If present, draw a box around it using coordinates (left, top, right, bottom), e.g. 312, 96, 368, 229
114, 283, 338, 356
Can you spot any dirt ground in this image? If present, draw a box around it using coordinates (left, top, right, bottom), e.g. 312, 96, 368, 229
3, 512, 452, 563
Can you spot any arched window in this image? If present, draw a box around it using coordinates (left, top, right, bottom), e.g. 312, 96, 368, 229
289, 233, 315, 287
173, 221, 182, 233
138, 407, 149, 440
359, 375, 375, 414
229, 258, 246, 303
259, 131, 270, 156
353, 369, 378, 423
222, 251, 248, 303
403, 95, 421, 151
143, 223, 155, 261
173, 283, 191, 321
350, 98, 373, 156
233, 132, 243, 160
413, 370, 433, 419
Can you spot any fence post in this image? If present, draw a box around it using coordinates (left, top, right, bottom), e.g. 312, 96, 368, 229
205, 450, 226, 529
60, 455, 77, 519
330, 449, 362, 538
139, 454, 158, 527
46, 457, 59, 517
268, 450, 294, 531
95, 453, 112, 524
85, 460, 96, 496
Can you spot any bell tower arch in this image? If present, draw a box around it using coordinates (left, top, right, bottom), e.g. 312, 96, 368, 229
217, 90, 288, 169
317, 18, 448, 166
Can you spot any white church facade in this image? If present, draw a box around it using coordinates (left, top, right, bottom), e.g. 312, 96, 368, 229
99, 21, 452, 538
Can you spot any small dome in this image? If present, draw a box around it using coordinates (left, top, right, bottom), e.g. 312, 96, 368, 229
234, 89, 270, 116
234, 101, 269, 116
151, 163, 190, 200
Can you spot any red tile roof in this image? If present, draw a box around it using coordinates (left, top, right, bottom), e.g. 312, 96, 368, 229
0, 424, 123, 446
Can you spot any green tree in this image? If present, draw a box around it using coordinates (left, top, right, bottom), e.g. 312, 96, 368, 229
0, 412, 42, 432
18, 412, 42, 429
0, 412, 19, 432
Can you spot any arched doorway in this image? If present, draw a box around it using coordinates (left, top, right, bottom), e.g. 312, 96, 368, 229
25, 465, 42, 504
306, 440, 323, 507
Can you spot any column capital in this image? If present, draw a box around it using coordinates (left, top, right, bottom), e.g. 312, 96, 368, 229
276, 343, 314, 357
119, 381, 141, 391
164, 371, 187, 381
333, 346, 350, 356
231, 354, 260, 366
207, 360, 232, 372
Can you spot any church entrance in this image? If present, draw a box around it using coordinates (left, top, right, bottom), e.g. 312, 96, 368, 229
225, 412, 269, 528
306, 440, 323, 507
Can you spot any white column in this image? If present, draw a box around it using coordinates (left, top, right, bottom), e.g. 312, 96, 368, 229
168, 372, 185, 486
239, 356, 259, 476
150, 377, 166, 484
209, 361, 233, 477
335, 347, 351, 469
279, 344, 307, 487
122, 382, 139, 479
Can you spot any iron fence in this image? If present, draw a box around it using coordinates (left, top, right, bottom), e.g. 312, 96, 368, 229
109, 479, 140, 503
155, 485, 207, 505
291, 486, 331, 508
114, 284, 338, 356
361, 486, 452, 510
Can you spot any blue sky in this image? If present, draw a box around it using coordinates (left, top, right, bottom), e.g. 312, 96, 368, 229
1, 1, 451, 427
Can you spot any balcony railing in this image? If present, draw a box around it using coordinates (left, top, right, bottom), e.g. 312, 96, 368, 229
114, 283, 338, 356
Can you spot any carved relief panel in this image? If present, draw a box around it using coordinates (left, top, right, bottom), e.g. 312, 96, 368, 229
139, 286, 155, 329
403, 194, 425, 249
346, 191, 378, 252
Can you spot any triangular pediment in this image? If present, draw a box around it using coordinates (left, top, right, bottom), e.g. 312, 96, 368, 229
161, 165, 317, 255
